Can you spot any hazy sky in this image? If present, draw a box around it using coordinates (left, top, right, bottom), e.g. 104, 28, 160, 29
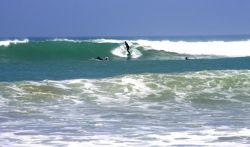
1, 0, 250, 37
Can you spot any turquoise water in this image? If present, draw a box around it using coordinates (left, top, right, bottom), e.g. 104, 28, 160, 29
1, 36, 250, 146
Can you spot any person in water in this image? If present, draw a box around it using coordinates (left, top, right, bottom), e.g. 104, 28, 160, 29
95, 56, 109, 61
124, 41, 131, 55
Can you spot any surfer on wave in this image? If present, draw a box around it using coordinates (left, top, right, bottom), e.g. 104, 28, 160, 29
95, 41, 130, 61
124, 41, 131, 55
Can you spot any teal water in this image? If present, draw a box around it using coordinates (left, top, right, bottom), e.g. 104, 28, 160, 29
1, 36, 250, 146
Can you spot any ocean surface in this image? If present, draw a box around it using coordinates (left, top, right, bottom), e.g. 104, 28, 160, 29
1, 35, 250, 146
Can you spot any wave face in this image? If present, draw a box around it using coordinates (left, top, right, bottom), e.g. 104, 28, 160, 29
1, 38, 250, 61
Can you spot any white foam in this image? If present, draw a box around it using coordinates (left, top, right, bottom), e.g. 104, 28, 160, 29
92, 39, 125, 44
1, 72, 250, 146
51, 38, 81, 43
0, 39, 29, 47
145, 128, 250, 146
44, 80, 71, 90
91, 38, 250, 57
1, 128, 250, 146
15, 70, 250, 105
135, 39, 250, 57
50, 75, 160, 104
120, 76, 155, 97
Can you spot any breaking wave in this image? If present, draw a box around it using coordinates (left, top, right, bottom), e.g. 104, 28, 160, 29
1, 70, 250, 105
1, 38, 250, 61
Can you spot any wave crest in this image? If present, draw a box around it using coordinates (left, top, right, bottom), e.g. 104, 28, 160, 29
1, 38, 250, 60
134, 39, 250, 57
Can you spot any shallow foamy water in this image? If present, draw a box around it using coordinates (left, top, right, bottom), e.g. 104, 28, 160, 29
1, 70, 250, 146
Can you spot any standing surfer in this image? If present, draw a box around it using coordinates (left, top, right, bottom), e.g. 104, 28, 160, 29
124, 41, 131, 55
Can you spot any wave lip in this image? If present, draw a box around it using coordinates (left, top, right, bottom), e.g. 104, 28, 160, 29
135, 39, 250, 57
0, 39, 29, 47
91, 39, 125, 44
50, 38, 82, 43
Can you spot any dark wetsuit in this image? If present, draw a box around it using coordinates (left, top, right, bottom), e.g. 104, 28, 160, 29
96, 56, 103, 60
125, 41, 130, 55
96, 56, 109, 61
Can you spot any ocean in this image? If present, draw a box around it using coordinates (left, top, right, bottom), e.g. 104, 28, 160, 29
1, 36, 250, 146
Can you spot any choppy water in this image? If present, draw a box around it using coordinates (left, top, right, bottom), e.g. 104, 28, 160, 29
1, 36, 250, 146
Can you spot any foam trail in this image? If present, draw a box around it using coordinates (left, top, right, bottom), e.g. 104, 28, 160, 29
135, 39, 250, 57
112, 45, 142, 58
93, 39, 143, 58
0, 39, 29, 47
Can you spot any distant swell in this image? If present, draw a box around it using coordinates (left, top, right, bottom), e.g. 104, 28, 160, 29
1, 38, 250, 61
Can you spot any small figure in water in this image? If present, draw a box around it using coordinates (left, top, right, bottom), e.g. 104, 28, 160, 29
96, 56, 103, 60
124, 41, 131, 55
95, 56, 109, 61
185, 57, 189, 60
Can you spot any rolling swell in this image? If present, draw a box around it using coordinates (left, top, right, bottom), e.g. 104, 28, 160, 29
0, 39, 181, 61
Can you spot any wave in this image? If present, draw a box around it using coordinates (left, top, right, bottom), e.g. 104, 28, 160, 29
133, 39, 250, 57
90, 38, 250, 57
1, 38, 250, 61
0, 39, 29, 47
1, 70, 250, 104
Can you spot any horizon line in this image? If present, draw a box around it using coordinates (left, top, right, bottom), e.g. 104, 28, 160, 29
1, 34, 250, 39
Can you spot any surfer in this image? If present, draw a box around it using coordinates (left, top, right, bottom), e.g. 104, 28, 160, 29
124, 41, 131, 55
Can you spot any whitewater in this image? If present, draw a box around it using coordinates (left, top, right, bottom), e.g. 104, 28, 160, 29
1, 36, 250, 146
